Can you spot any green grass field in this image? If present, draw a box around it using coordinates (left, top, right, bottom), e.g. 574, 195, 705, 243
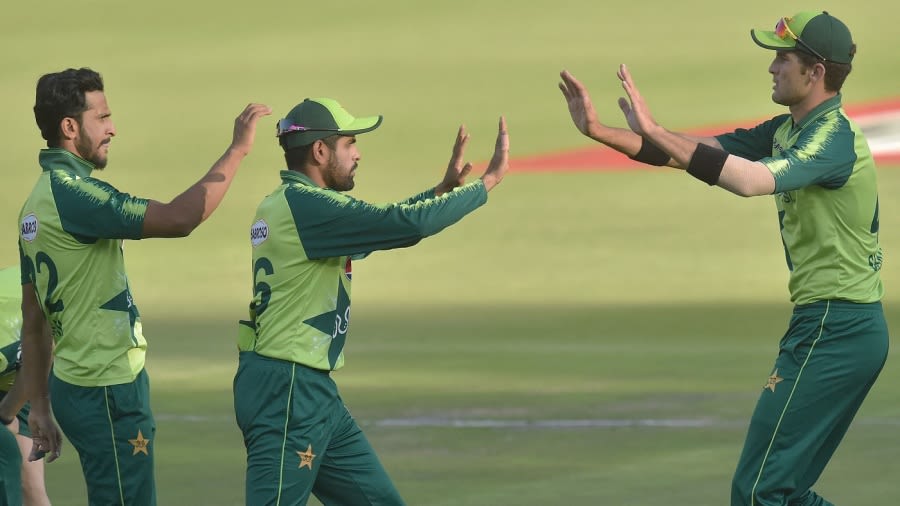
2, 0, 900, 504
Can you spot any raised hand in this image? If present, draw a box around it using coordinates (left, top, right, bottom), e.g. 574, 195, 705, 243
230, 103, 273, 156
480, 116, 509, 192
436, 126, 474, 196
616, 64, 659, 137
559, 70, 601, 138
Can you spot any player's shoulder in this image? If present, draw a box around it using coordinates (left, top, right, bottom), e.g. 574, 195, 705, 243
284, 182, 353, 207
804, 109, 854, 146
44, 170, 130, 213
50, 169, 120, 192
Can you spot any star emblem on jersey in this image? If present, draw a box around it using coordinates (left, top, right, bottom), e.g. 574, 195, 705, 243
302, 278, 350, 369
765, 369, 784, 392
100, 287, 141, 344
298, 444, 316, 469
129, 430, 151, 456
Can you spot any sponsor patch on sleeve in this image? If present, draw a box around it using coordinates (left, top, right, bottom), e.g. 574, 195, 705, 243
21, 213, 39, 242
250, 219, 269, 247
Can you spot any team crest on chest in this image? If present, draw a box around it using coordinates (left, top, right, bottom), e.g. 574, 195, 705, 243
250, 219, 269, 247
20, 213, 39, 242
345, 258, 352, 280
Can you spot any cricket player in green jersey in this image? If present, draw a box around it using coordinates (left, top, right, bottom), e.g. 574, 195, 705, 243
18, 67, 271, 506
0, 266, 51, 506
559, 11, 886, 506
233, 98, 509, 505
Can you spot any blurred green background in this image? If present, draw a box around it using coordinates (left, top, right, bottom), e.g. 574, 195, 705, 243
2, 0, 899, 504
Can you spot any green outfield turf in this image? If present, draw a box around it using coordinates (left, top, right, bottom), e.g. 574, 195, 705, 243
2, 0, 900, 504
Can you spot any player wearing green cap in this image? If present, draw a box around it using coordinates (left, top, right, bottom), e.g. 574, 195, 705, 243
233, 97, 509, 505
0, 266, 51, 506
18, 67, 271, 505
559, 11, 885, 506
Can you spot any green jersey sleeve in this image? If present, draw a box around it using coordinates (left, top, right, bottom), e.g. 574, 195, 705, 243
397, 188, 437, 206
0, 341, 20, 377
287, 180, 488, 259
716, 115, 788, 160
49, 171, 148, 241
760, 115, 857, 193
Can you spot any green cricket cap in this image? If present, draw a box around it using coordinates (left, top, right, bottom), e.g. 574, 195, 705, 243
277, 98, 383, 150
751, 11, 855, 64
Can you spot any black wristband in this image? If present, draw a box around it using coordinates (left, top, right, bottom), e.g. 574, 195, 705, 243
0, 414, 13, 426
629, 138, 672, 166
686, 143, 729, 185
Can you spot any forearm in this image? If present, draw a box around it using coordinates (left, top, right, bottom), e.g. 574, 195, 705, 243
400, 187, 438, 205
411, 180, 488, 236
21, 324, 52, 411
20, 285, 52, 411
184, 146, 248, 222
642, 126, 773, 195
303, 180, 488, 259
145, 147, 246, 237
642, 126, 705, 168
587, 123, 644, 157
591, 124, 720, 170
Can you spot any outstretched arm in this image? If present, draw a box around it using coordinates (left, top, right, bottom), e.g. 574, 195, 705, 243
294, 118, 510, 259
616, 64, 775, 196
142, 103, 272, 238
559, 70, 722, 169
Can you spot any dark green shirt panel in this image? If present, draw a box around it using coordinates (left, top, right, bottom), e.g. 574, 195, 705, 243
764, 116, 857, 193
49, 172, 148, 241
286, 181, 488, 260
0, 341, 19, 376
716, 115, 789, 160
348, 188, 435, 261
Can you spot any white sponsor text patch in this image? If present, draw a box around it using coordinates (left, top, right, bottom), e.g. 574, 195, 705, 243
21, 213, 38, 242
250, 219, 269, 247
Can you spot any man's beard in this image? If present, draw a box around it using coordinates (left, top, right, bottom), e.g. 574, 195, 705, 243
76, 130, 108, 169
324, 157, 356, 191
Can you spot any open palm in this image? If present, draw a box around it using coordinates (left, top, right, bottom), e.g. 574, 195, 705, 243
559, 70, 599, 137
617, 64, 659, 136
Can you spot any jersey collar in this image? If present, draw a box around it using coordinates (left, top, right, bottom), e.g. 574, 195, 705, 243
792, 93, 843, 133
280, 170, 319, 187
38, 148, 96, 178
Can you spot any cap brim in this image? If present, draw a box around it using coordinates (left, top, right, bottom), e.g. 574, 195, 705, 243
751, 29, 797, 51
281, 115, 383, 151
339, 115, 383, 136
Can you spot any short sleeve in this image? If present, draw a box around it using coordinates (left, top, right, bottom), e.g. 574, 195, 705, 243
50, 171, 149, 241
761, 115, 856, 192
715, 115, 788, 161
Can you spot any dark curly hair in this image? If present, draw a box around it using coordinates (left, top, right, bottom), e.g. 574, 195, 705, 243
33, 68, 104, 146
